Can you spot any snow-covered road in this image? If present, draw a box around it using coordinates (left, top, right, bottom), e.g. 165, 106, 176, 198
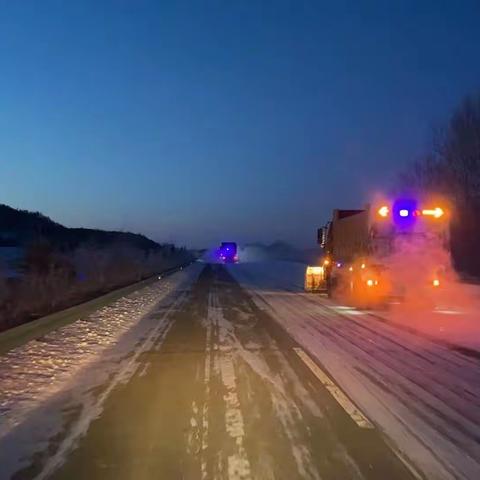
1, 261, 478, 480
0, 263, 420, 480
228, 260, 480, 480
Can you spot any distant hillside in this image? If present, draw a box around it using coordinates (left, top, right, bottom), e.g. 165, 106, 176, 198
0, 204, 194, 331
0, 204, 161, 251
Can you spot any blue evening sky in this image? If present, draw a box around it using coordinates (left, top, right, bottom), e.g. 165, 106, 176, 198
1, 1, 479, 247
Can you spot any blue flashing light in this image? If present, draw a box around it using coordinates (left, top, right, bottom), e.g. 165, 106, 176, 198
392, 198, 418, 228
218, 242, 238, 263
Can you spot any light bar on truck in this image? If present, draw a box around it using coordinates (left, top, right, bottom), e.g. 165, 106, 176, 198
422, 207, 444, 218
378, 205, 389, 217
377, 203, 444, 219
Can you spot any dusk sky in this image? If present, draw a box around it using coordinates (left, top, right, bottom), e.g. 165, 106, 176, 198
1, 0, 480, 248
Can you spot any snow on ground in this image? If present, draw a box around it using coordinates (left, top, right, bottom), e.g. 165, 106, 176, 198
205, 274, 347, 479
230, 259, 480, 350
227, 260, 480, 480
0, 264, 202, 470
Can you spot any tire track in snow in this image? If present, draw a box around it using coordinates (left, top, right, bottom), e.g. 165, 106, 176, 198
271, 294, 480, 478
298, 291, 479, 377
261, 291, 480, 427
228, 264, 480, 480
302, 304, 480, 435
304, 316, 480, 456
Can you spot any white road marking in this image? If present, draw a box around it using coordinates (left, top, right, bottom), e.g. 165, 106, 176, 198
210, 287, 252, 480
388, 441, 425, 480
293, 347, 374, 429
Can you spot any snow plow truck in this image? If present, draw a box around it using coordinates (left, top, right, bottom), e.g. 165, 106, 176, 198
305, 198, 451, 308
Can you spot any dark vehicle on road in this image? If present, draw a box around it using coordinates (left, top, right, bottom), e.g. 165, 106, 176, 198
218, 242, 238, 263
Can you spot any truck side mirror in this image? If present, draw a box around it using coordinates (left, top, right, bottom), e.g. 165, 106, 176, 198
317, 228, 323, 245
318, 227, 328, 247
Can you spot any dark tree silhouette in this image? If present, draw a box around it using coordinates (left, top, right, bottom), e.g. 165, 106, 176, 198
398, 93, 480, 275
0, 204, 194, 331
